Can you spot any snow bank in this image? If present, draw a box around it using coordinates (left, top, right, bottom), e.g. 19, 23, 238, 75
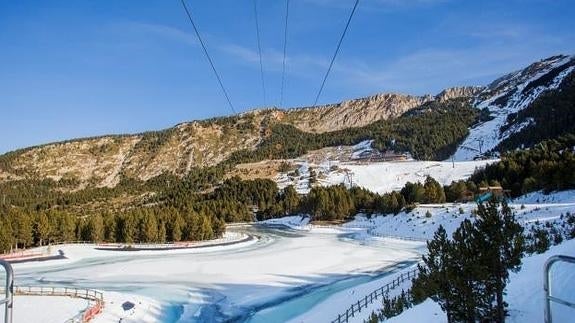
386, 299, 447, 323
343, 189, 575, 241
259, 215, 311, 230
11, 231, 256, 270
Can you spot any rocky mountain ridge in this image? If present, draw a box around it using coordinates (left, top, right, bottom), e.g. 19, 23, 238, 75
452, 54, 575, 160
1, 54, 573, 187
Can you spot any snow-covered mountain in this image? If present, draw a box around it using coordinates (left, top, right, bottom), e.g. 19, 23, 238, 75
452, 55, 575, 160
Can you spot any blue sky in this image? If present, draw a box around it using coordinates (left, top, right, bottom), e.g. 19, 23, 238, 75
1, 0, 574, 153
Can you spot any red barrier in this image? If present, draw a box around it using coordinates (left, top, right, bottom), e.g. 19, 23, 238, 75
82, 301, 104, 322
0, 251, 45, 260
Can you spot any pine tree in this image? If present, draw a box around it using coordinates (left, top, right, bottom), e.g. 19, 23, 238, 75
35, 212, 51, 246
450, 219, 485, 322
418, 225, 457, 323
401, 181, 425, 204
283, 185, 300, 215
423, 176, 446, 203
474, 199, 524, 321
171, 213, 184, 242
102, 212, 116, 242
140, 213, 158, 242
59, 212, 77, 242
0, 218, 13, 253
157, 220, 167, 243
87, 214, 104, 242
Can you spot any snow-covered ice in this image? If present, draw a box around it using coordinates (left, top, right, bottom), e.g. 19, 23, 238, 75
8, 225, 421, 322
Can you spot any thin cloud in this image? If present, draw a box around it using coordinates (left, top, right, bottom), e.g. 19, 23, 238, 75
116, 22, 199, 46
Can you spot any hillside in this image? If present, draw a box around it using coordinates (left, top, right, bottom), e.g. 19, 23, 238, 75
0, 92, 474, 189
0, 55, 573, 189
452, 54, 575, 160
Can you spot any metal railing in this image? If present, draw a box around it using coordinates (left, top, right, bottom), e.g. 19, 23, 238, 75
331, 268, 418, 323
7, 286, 103, 302
544, 255, 575, 323
0, 285, 104, 323
366, 229, 428, 242
0, 260, 13, 323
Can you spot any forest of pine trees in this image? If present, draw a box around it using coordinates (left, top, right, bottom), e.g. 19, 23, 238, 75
0, 174, 454, 252
471, 133, 575, 196
0, 207, 225, 253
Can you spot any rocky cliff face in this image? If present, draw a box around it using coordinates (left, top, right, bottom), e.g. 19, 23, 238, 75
282, 93, 434, 133
436, 86, 485, 102
0, 116, 265, 187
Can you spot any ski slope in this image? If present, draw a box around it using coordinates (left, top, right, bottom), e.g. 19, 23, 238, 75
277, 159, 495, 195
324, 160, 494, 194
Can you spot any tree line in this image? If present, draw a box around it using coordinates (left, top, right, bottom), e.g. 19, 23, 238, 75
0, 207, 225, 253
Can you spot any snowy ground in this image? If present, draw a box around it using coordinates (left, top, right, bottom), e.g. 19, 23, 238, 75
271, 190, 575, 323
341, 190, 575, 241
387, 238, 575, 323
277, 159, 495, 194
92, 292, 169, 323
0, 295, 89, 323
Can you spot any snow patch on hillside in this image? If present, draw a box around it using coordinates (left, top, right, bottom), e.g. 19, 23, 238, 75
351, 140, 375, 159
260, 215, 311, 230
452, 56, 575, 161
276, 160, 495, 195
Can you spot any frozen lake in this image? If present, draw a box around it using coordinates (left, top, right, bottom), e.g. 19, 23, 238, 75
10, 225, 423, 322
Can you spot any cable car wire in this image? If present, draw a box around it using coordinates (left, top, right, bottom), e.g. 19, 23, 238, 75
313, 0, 360, 107
279, 0, 290, 107
180, 0, 236, 114
253, 0, 267, 106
